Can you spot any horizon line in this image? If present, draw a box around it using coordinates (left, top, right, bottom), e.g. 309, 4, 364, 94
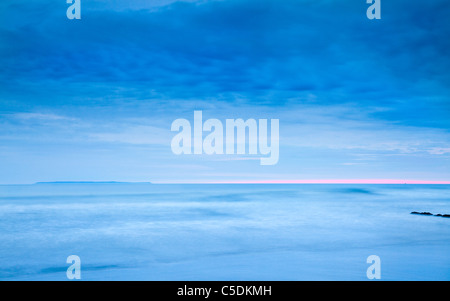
153, 179, 450, 184
1, 179, 450, 185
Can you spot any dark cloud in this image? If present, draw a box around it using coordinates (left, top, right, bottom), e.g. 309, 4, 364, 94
0, 0, 449, 125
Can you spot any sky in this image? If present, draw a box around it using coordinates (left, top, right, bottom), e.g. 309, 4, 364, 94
0, 0, 449, 184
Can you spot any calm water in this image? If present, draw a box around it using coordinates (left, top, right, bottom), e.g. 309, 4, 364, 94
0, 184, 449, 280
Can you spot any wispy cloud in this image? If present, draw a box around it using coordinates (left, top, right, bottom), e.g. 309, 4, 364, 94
90, 125, 170, 145
12, 113, 75, 121
428, 148, 450, 155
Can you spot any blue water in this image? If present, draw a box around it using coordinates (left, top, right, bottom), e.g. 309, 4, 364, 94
0, 184, 449, 280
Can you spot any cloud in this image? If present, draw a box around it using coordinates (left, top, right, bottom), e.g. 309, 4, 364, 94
1, 0, 449, 107
12, 113, 74, 121
428, 148, 450, 155
280, 104, 450, 154
90, 125, 170, 145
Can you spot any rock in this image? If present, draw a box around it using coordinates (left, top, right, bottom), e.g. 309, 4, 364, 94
411, 212, 449, 218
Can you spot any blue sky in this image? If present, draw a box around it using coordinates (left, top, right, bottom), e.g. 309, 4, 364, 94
0, 0, 449, 184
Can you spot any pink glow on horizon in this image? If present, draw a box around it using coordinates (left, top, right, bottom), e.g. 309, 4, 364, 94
157, 179, 450, 184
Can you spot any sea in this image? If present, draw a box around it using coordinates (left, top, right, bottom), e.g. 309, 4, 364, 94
0, 183, 449, 280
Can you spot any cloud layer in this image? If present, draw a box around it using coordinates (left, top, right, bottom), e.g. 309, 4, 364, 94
0, 0, 449, 183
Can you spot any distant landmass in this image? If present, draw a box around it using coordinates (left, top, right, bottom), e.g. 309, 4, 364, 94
35, 181, 152, 184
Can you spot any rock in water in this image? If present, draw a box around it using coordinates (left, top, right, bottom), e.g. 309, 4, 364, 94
412, 212, 450, 218
435, 214, 450, 218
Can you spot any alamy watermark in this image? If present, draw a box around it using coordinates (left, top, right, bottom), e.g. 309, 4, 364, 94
66, 255, 81, 280
366, 0, 381, 20
366, 255, 381, 279
66, 0, 81, 20
170, 111, 279, 165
